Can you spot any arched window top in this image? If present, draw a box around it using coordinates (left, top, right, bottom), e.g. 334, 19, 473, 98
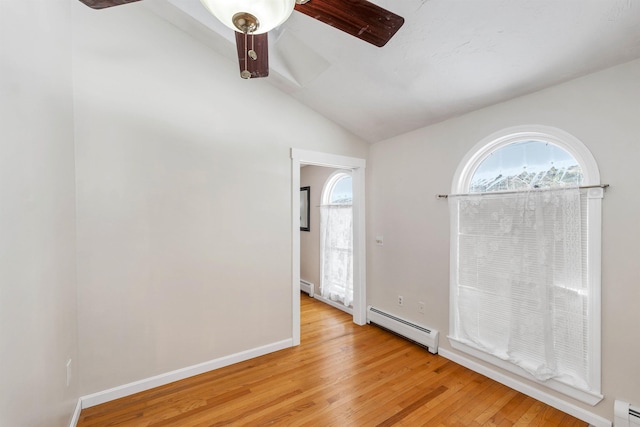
452, 125, 600, 194
323, 171, 352, 205
470, 140, 583, 193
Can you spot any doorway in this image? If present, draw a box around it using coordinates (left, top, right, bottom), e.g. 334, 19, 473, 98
291, 149, 366, 346
303, 168, 354, 312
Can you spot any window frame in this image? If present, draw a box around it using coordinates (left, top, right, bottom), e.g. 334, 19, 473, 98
322, 171, 353, 206
449, 125, 603, 405
319, 170, 354, 309
452, 125, 601, 193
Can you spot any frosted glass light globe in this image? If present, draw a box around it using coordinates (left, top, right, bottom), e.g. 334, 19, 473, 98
199, 0, 295, 34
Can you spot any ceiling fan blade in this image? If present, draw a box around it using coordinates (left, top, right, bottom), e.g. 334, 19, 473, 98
234, 32, 269, 79
78, 0, 142, 9
294, 0, 404, 47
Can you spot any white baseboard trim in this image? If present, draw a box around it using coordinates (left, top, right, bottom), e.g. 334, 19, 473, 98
68, 398, 82, 427
78, 338, 293, 412
438, 348, 611, 427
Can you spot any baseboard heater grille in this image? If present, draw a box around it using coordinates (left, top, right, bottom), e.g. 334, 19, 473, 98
615, 400, 640, 427
300, 279, 314, 297
367, 306, 438, 354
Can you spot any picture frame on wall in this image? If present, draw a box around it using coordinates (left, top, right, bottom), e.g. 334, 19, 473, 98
300, 186, 310, 231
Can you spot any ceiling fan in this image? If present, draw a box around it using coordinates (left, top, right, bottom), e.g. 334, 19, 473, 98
78, 0, 404, 79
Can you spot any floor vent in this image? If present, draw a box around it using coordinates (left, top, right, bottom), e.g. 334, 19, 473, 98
366, 306, 438, 354
300, 279, 314, 297
615, 400, 640, 427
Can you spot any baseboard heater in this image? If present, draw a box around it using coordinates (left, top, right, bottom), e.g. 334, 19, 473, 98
300, 279, 314, 297
366, 306, 439, 354
615, 400, 640, 427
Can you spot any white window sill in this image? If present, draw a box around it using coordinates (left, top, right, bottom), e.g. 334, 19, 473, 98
448, 336, 604, 406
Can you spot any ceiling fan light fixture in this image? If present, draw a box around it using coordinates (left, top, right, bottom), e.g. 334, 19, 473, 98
199, 0, 295, 34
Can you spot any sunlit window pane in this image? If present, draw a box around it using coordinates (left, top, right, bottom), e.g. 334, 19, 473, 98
330, 176, 353, 204
470, 140, 583, 193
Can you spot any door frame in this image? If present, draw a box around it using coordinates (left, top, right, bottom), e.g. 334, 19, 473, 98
291, 148, 366, 345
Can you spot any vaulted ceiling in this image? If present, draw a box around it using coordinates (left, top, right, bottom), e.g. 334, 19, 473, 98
128, 0, 640, 142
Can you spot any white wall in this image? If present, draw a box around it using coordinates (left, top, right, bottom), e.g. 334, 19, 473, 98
71, 3, 368, 395
368, 58, 640, 422
0, 1, 79, 426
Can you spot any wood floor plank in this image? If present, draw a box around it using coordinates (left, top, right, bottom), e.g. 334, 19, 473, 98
411, 373, 494, 425
473, 386, 520, 425
456, 381, 508, 425
77, 294, 588, 427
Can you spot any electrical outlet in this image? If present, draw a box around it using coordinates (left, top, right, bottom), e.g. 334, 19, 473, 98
418, 302, 425, 314
66, 359, 72, 387
398, 295, 403, 306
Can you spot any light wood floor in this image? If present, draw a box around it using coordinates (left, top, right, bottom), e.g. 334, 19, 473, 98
77, 294, 587, 426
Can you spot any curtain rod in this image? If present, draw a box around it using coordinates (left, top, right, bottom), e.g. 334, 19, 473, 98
436, 184, 609, 199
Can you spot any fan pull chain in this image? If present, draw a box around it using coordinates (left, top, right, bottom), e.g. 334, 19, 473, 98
241, 32, 251, 79
248, 34, 257, 60
241, 32, 259, 79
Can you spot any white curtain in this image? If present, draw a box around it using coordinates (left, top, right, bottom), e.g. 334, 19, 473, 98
320, 205, 353, 307
450, 188, 589, 389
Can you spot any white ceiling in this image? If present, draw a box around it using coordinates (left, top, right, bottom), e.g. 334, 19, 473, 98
140, 0, 640, 143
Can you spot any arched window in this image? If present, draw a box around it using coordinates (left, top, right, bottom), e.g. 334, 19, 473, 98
319, 172, 353, 308
449, 126, 603, 405
324, 172, 353, 205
